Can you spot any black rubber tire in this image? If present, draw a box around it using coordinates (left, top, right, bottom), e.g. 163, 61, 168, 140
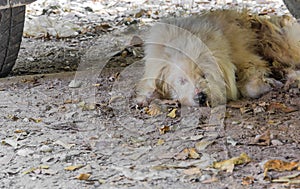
0, 6, 25, 77
283, 0, 300, 19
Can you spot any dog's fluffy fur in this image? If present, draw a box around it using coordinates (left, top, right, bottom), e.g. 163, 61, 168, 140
137, 10, 300, 106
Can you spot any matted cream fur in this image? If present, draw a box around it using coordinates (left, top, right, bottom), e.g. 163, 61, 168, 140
136, 10, 300, 106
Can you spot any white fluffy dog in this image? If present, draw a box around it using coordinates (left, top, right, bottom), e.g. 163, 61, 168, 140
136, 10, 300, 107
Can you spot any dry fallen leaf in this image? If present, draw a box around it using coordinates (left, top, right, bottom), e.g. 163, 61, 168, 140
251, 130, 271, 146
263, 160, 299, 178
14, 129, 26, 133
267, 102, 298, 113
23, 167, 37, 175
183, 167, 201, 175
242, 176, 255, 185
29, 117, 42, 123
240, 107, 252, 114
145, 104, 162, 116
23, 165, 49, 175
76, 173, 91, 180
134, 9, 146, 18
227, 101, 246, 109
21, 76, 40, 84
7, 115, 19, 121
167, 108, 177, 118
213, 153, 251, 173
264, 160, 298, 171
159, 126, 170, 135
157, 139, 165, 145
64, 165, 84, 171
175, 148, 200, 160
94, 23, 111, 32
188, 148, 201, 159
64, 99, 73, 104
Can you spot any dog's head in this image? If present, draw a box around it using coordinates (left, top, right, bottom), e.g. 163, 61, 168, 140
144, 21, 228, 107
153, 45, 228, 107
155, 52, 210, 106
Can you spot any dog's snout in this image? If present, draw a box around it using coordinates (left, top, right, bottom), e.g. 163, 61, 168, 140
193, 91, 207, 106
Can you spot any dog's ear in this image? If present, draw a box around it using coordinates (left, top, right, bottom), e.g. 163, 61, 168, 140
249, 18, 262, 30
279, 15, 294, 27
155, 65, 171, 97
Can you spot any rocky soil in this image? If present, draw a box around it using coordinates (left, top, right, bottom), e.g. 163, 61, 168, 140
0, 0, 299, 188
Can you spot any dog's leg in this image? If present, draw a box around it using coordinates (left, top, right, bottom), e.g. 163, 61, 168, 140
284, 69, 300, 89
236, 55, 273, 98
136, 79, 157, 106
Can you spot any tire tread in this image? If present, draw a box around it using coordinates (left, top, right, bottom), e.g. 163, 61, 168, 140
0, 6, 25, 77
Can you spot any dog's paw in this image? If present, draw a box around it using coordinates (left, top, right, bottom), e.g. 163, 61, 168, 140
264, 78, 284, 89
284, 70, 300, 90
135, 95, 150, 107
241, 78, 272, 98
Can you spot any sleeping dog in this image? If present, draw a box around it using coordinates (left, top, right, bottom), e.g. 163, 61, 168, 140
136, 10, 300, 107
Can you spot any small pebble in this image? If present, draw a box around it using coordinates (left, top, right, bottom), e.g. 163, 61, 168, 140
68, 80, 82, 88
40, 145, 53, 152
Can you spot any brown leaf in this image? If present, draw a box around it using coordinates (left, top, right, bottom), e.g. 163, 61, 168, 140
251, 130, 271, 146
213, 153, 251, 172
267, 102, 298, 113
7, 115, 19, 121
134, 9, 146, 18
76, 173, 91, 180
167, 108, 177, 118
188, 148, 200, 159
263, 160, 299, 178
145, 104, 162, 116
64, 165, 84, 171
29, 117, 42, 123
94, 23, 112, 32
240, 107, 252, 114
64, 99, 73, 104
264, 160, 298, 172
227, 101, 246, 109
174, 148, 200, 160
159, 126, 170, 135
242, 176, 254, 186
21, 76, 40, 84
14, 129, 26, 133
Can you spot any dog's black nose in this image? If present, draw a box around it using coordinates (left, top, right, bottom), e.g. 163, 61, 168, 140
193, 92, 207, 106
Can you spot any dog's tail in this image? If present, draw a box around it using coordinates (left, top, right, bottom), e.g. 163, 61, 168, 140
252, 15, 300, 69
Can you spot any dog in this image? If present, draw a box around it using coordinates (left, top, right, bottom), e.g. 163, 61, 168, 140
136, 10, 300, 107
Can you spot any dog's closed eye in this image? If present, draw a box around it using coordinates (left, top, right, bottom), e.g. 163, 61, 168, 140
178, 77, 188, 85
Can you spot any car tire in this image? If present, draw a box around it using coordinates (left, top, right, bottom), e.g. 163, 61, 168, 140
0, 6, 25, 77
283, 0, 300, 19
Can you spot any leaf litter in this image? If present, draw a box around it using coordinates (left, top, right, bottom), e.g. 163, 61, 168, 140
1, 0, 299, 188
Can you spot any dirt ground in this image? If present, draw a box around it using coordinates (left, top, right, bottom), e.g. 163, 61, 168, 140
0, 1, 299, 188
